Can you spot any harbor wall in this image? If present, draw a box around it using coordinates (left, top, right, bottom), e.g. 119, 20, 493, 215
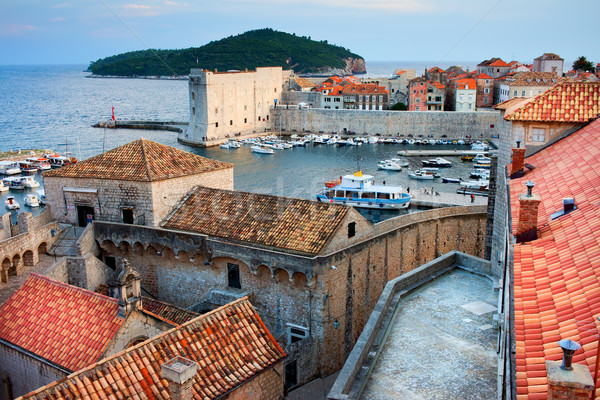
272, 108, 503, 139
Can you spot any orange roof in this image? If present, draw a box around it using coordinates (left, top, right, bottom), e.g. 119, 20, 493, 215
427, 67, 444, 73
456, 78, 476, 90
162, 186, 350, 255
510, 118, 600, 399
430, 81, 445, 91
328, 75, 343, 83
327, 85, 345, 95
43, 139, 232, 182
0, 274, 123, 371
488, 59, 510, 67
475, 72, 493, 80
342, 84, 389, 94
21, 297, 286, 400
505, 82, 600, 122
494, 97, 532, 114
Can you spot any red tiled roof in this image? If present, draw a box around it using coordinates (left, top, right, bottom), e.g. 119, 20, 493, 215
510, 119, 600, 399
488, 59, 510, 67
456, 78, 476, 90
21, 298, 286, 400
293, 77, 315, 89
427, 67, 444, 73
342, 84, 388, 94
162, 186, 349, 255
505, 82, 600, 122
0, 274, 123, 371
475, 72, 493, 80
430, 81, 445, 91
43, 139, 233, 182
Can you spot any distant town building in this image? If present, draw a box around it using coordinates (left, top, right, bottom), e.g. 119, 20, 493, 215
508, 60, 531, 73
495, 71, 570, 103
288, 76, 316, 92
342, 84, 389, 110
408, 78, 445, 111
361, 69, 415, 107
182, 67, 291, 147
477, 58, 511, 79
320, 85, 344, 109
532, 53, 564, 75
454, 78, 477, 112
473, 72, 494, 108
425, 66, 448, 85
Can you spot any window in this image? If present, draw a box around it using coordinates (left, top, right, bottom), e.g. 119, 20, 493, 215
348, 222, 356, 238
484, 88, 490, 94
359, 95, 363, 101
191, 92, 194, 100
215, 108, 218, 114
244, 118, 247, 123
513, 90, 517, 96
227, 263, 241, 289
485, 79, 490, 84
378, 95, 383, 102
192, 107, 195, 116
258, 116, 261, 121
371, 95, 375, 102
415, 97, 420, 103
287, 324, 309, 344
229, 107, 232, 112
521, 90, 526, 96
484, 97, 489, 105
416, 106, 420, 111
122, 208, 134, 224
230, 120, 233, 125
266, 115, 269, 121
274, 88, 277, 92
215, 122, 218, 127
420, 90, 424, 94
531, 127, 546, 142
244, 105, 247, 111
468, 94, 473, 101
460, 94, 464, 101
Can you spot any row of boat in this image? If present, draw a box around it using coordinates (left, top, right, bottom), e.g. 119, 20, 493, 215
2, 176, 40, 190
0, 154, 77, 176
5, 193, 43, 210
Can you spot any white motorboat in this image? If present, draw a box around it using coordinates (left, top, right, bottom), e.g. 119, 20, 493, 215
5, 196, 19, 210
0, 161, 21, 175
19, 176, 40, 188
36, 189, 46, 204
251, 145, 274, 154
470, 169, 490, 179
422, 157, 452, 168
220, 143, 232, 149
24, 194, 40, 207
18, 161, 39, 173
45, 153, 77, 168
408, 170, 436, 180
368, 136, 380, 144
380, 157, 409, 168
0, 181, 8, 192
472, 153, 491, 162
3, 177, 25, 190
441, 177, 462, 183
378, 161, 402, 171
26, 157, 52, 171
471, 141, 489, 151
316, 171, 411, 209
457, 179, 490, 196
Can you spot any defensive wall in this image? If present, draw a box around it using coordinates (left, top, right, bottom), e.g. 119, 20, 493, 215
272, 107, 503, 138
92, 204, 487, 386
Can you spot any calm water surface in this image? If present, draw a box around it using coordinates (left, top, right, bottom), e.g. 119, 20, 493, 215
0, 64, 481, 222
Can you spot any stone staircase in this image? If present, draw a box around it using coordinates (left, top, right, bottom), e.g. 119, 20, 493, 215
48, 224, 83, 257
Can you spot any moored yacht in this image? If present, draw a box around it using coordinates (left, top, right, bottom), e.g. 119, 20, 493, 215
0, 161, 21, 175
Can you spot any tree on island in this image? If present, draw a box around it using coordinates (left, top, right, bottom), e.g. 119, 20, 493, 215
390, 102, 408, 111
572, 56, 595, 72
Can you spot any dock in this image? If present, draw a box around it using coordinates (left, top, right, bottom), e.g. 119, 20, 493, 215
397, 149, 495, 157
410, 189, 487, 208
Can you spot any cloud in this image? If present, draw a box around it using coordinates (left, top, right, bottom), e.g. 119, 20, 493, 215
52, 17, 66, 22
1, 24, 37, 36
53, 3, 71, 8
164, 0, 189, 6
124, 4, 152, 9
122, 3, 161, 16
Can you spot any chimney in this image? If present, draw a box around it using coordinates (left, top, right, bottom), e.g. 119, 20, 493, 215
546, 340, 593, 400
511, 140, 526, 178
161, 357, 197, 400
516, 181, 541, 243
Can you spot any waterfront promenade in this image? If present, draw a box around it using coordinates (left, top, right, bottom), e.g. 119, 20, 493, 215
410, 188, 487, 207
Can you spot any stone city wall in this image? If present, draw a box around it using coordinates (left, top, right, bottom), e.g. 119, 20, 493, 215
273, 108, 502, 138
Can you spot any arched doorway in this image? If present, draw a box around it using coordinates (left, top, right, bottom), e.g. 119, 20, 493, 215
37, 242, 47, 255
23, 250, 34, 266
9, 254, 21, 277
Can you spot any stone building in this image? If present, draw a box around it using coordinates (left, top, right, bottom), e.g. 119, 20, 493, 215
14, 297, 285, 400
181, 67, 291, 147
532, 52, 564, 75
0, 265, 190, 399
495, 71, 571, 104
408, 78, 445, 111
341, 84, 389, 110
473, 72, 494, 108
496, 81, 600, 150
477, 58, 511, 79
43, 139, 233, 228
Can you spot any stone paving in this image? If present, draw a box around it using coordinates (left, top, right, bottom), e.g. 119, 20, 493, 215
410, 188, 487, 207
360, 269, 497, 400
0, 254, 56, 305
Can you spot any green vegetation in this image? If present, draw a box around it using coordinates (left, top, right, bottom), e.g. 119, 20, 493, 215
88, 28, 363, 76
572, 56, 595, 72
390, 102, 408, 111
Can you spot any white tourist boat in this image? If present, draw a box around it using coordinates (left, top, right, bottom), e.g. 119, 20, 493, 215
5, 196, 20, 210
0, 181, 8, 192
45, 153, 77, 168
422, 157, 452, 168
19, 175, 40, 188
24, 193, 40, 207
26, 157, 52, 171
251, 145, 274, 154
0, 161, 21, 175
379, 157, 409, 167
316, 171, 411, 209
378, 161, 402, 171
18, 160, 38, 173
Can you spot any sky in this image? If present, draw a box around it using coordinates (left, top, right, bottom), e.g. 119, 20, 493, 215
1, 0, 598, 67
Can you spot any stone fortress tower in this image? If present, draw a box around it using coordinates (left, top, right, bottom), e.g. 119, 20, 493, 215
180, 67, 291, 147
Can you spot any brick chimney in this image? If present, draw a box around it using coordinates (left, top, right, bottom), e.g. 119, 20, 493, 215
546, 340, 593, 399
161, 357, 197, 400
516, 181, 541, 243
511, 140, 526, 178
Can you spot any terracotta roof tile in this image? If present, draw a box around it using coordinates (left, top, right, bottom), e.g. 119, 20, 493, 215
0, 274, 123, 371
510, 118, 600, 398
162, 186, 349, 255
341, 84, 389, 94
43, 139, 232, 182
20, 298, 285, 400
293, 77, 315, 89
506, 82, 600, 123
456, 78, 476, 90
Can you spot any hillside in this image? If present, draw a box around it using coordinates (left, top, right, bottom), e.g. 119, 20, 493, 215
87, 28, 365, 77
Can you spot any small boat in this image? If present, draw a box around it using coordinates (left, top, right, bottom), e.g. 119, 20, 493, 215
5, 196, 19, 210
457, 139, 465, 145
24, 194, 40, 207
220, 143, 232, 149
474, 162, 491, 169
19, 175, 40, 188
0, 161, 21, 175
408, 170, 438, 180
461, 154, 475, 161
441, 177, 462, 183
0, 181, 8, 192
380, 157, 409, 167
472, 153, 491, 162
26, 157, 52, 171
36, 189, 46, 204
316, 171, 411, 209
422, 157, 452, 168
457, 180, 490, 196
18, 161, 38, 173
3, 177, 24, 190
368, 136, 380, 144
251, 145, 274, 154
471, 141, 489, 151
45, 154, 77, 168
470, 169, 490, 179
378, 161, 402, 171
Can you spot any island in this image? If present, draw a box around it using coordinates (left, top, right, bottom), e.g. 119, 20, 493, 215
87, 28, 366, 78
